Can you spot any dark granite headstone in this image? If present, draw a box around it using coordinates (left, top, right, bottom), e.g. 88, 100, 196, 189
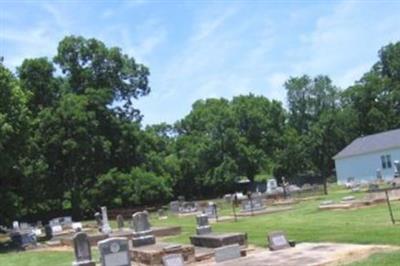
131, 212, 155, 247
267, 231, 290, 251
162, 253, 184, 266
45, 224, 53, 239
72, 232, 95, 266
195, 214, 212, 235
95, 212, 102, 231
98, 237, 130, 266
214, 244, 241, 262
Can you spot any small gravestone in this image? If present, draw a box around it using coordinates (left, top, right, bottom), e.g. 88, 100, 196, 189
320, 200, 334, 206
267, 178, 278, 193
215, 244, 241, 262
131, 211, 155, 247
180, 201, 197, 213
101, 207, 112, 234
44, 224, 53, 239
72, 222, 83, 231
205, 202, 217, 219
195, 214, 212, 235
268, 231, 290, 251
94, 212, 102, 231
36, 220, 43, 228
52, 225, 63, 234
33, 228, 42, 236
170, 201, 180, 213
98, 237, 130, 266
162, 253, 184, 266
342, 196, 355, 201
12, 221, 19, 230
158, 209, 167, 220
116, 215, 124, 230
72, 232, 95, 266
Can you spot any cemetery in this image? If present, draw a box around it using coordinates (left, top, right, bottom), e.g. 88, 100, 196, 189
2, 1, 400, 265
2, 181, 400, 265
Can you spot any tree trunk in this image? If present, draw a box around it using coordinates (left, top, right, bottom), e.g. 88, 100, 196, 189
71, 187, 82, 220
323, 175, 328, 195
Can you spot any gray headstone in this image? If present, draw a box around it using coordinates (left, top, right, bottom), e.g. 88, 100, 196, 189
101, 207, 112, 234
98, 237, 130, 266
205, 202, 217, 219
131, 212, 155, 247
170, 201, 180, 213
268, 231, 290, 251
267, 178, 278, 193
12, 221, 19, 230
116, 215, 124, 230
72, 232, 95, 266
195, 214, 212, 235
10, 230, 37, 249
158, 209, 167, 219
215, 244, 241, 263
94, 212, 102, 232
162, 253, 184, 266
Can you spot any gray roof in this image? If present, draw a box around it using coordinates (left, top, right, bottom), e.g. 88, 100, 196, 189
333, 128, 400, 160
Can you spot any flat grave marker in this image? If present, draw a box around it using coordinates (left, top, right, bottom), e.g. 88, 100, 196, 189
162, 253, 184, 266
215, 244, 241, 263
268, 231, 291, 251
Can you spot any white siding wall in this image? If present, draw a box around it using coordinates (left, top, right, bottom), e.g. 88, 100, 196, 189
335, 147, 400, 184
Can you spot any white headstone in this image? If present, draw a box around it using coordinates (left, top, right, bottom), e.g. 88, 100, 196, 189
72, 222, 83, 230
101, 206, 112, 234
52, 225, 63, 233
12, 221, 19, 230
162, 253, 184, 266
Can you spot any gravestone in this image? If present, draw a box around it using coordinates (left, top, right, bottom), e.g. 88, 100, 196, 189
95, 212, 102, 230
98, 237, 130, 266
268, 231, 291, 251
44, 224, 53, 239
72, 232, 95, 266
12, 221, 19, 230
33, 228, 42, 236
20, 222, 31, 230
180, 201, 197, 213
131, 212, 155, 247
72, 222, 83, 231
320, 200, 334, 206
177, 195, 185, 203
52, 225, 63, 234
195, 214, 212, 235
170, 201, 180, 213
267, 178, 278, 193
214, 244, 241, 262
162, 253, 184, 266
116, 215, 124, 230
158, 209, 167, 219
205, 202, 217, 219
101, 206, 112, 234
342, 196, 355, 202
49, 216, 73, 228
10, 230, 37, 249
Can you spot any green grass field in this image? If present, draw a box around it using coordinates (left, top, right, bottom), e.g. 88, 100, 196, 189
1, 185, 400, 265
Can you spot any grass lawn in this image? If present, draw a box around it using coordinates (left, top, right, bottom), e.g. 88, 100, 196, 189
1, 185, 400, 265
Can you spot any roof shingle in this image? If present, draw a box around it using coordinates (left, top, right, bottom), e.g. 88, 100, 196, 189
333, 128, 400, 160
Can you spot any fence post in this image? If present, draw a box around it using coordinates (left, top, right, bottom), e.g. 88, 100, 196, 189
385, 189, 395, 225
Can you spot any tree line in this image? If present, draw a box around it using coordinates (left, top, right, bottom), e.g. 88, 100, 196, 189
1, 36, 399, 224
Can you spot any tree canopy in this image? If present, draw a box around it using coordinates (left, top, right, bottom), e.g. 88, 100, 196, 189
1, 37, 399, 225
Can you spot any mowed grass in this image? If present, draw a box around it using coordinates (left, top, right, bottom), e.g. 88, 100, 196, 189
1, 185, 400, 265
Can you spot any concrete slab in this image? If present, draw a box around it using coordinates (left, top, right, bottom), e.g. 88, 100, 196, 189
203, 243, 398, 266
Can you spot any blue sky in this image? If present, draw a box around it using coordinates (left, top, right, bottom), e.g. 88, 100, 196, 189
1, 0, 400, 125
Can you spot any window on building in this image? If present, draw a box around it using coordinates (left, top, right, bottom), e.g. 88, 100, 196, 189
381, 154, 392, 169
381, 155, 387, 169
386, 155, 392, 168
